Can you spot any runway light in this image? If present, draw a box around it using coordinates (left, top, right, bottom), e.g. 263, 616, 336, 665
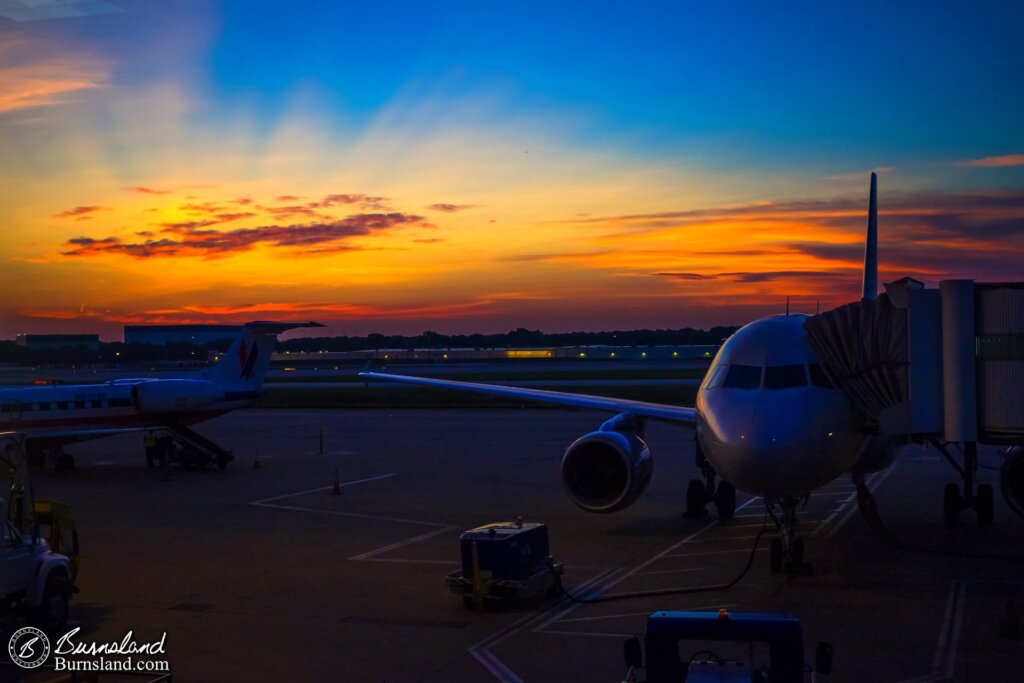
827, 432, 833, 437
673, 351, 678, 357
610, 352, 615, 358
579, 352, 586, 358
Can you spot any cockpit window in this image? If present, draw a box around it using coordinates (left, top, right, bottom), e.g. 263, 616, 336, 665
809, 364, 836, 389
723, 364, 762, 389
702, 363, 728, 390
764, 364, 807, 389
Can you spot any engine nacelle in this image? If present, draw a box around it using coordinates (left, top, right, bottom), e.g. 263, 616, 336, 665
561, 414, 652, 513
1001, 446, 1024, 519
130, 380, 221, 414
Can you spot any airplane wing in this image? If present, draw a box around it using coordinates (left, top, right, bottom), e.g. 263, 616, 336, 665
359, 371, 697, 425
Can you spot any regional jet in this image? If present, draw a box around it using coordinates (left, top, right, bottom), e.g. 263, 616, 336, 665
1, 321, 321, 469
362, 174, 1016, 572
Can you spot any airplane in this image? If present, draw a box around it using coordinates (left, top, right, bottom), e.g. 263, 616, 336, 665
361, 173, 1020, 572
0, 321, 322, 469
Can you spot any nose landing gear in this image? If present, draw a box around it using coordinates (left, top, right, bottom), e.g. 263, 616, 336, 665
768, 497, 811, 574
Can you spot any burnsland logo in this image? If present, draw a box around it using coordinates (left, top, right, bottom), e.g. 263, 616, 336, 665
8, 627, 50, 669
8, 627, 171, 674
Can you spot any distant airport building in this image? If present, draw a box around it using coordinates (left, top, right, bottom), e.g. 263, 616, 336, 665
124, 324, 240, 346
272, 345, 719, 363
15, 334, 100, 352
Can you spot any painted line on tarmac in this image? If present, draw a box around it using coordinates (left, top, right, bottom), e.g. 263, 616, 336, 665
533, 495, 762, 635
468, 566, 623, 683
348, 525, 458, 561
821, 464, 897, 539
898, 579, 966, 683
249, 473, 397, 505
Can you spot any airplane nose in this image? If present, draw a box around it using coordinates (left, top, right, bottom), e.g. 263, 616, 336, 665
703, 393, 857, 498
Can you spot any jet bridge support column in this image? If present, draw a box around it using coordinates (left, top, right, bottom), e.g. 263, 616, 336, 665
940, 280, 989, 522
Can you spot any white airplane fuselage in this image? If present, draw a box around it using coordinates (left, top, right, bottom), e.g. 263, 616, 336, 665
696, 314, 867, 498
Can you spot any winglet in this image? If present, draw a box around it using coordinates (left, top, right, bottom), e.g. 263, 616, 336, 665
862, 171, 878, 300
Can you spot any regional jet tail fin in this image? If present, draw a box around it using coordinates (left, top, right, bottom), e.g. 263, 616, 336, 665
862, 171, 879, 301
207, 321, 324, 390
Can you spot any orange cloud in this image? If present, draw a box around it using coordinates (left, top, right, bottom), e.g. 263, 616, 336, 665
958, 154, 1024, 168
54, 205, 105, 219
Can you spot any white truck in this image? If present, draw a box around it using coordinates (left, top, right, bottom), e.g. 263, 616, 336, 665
1, 433, 76, 631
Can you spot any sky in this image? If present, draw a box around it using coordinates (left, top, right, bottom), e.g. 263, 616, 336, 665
1, 0, 1022, 340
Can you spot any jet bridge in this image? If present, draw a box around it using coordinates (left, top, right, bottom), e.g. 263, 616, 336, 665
805, 278, 1024, 519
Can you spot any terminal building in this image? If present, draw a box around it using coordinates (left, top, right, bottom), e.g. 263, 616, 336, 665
124, 324, 240, 346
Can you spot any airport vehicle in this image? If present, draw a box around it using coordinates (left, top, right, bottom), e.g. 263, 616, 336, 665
362, 174, 1020, 571
0, 433, 76, 630
0, 321, 321, 469
622, 610, 831, 683
447, 520, 562, 610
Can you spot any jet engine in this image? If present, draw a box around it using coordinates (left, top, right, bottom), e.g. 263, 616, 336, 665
560, 413, 652, 513
130, 380, 221, 414
1001, 446, 1024, 519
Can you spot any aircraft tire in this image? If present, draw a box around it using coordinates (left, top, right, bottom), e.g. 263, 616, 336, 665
714, 481, 736, 520
943, 483, 960, 525
685, 479, 707, 517
976, 484, 994, 526
790, 537, 805, 567
769, 537, 783, 574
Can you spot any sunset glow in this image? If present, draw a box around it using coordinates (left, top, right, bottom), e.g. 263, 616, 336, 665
2, 1, 1022, 339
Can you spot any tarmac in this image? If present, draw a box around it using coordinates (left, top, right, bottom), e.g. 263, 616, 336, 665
4, 407, 1024, 682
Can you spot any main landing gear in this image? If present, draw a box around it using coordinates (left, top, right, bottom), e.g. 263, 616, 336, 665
932, 440, 994, 527
768, 497, 810, 574
685, 442, 736, 520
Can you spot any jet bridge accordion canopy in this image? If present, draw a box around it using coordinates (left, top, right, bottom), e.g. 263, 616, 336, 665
805, 279, 1024, 446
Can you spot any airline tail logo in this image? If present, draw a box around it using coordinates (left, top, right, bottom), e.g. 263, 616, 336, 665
238, 341, 259, 379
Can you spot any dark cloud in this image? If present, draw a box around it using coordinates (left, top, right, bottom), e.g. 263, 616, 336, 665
413, 238, 444, 244
54, 205, 104, 219
275, 195, 301, 202
427, 203, 477, 213
63, 213, 425, 259
322, 194, 390, 210
128, 186, 170, 195
655, 270, 848, 283
654, 272, 715, 281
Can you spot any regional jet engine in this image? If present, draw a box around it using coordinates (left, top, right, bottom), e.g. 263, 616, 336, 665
560, 413, 652, 513
1001, 446, 1024, 519
130, 380, 221, 414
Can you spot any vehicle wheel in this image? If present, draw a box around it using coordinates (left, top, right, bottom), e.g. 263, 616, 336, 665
976, 484, 994, 526
769, 538, 783, 574
146, 453, 154, 468
462, 595, 475, 611
216, 455, 229, 471
790, 537, 805, 567
33, 572, 70, 631
715, 481, 736, 520
943, 483, 961, 525
685, 479, 707, 517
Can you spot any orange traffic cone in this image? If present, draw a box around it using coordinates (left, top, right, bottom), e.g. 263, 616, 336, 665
331, 469, 341, 495
253, 455, 261, 470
